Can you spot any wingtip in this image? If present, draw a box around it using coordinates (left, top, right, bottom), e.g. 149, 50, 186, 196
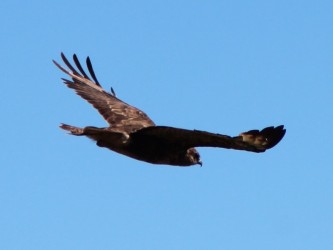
240, 125, 286, 152
264, 125, 286, 150
53, 52, 65, 65
53, 58, 71, 75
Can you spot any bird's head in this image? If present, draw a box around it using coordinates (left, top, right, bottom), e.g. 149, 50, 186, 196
186, 148, 202, 167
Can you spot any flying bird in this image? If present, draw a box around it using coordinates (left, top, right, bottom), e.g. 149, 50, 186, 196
54, 53, 286, 166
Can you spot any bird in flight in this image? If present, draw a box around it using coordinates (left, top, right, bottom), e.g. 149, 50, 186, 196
54, 53, 286, 167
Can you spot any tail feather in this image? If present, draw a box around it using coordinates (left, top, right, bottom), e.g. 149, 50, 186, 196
60, 123, 84, 135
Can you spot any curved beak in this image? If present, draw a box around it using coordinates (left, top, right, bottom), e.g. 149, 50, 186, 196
197, 161, 203, 167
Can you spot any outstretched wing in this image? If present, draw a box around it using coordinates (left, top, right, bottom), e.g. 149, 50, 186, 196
53, 53, 155, 131
133, 125, 286, 153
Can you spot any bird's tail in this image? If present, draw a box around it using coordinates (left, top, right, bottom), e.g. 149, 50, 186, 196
60, 123, 84, 135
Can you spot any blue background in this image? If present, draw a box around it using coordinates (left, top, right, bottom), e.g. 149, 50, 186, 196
1, 0, 332, 249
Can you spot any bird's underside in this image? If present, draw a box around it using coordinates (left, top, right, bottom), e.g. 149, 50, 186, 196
54, 53, 286, 167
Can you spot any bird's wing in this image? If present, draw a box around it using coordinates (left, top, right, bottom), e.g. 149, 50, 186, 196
53, 53, 155, 131
132, 125, 286, 153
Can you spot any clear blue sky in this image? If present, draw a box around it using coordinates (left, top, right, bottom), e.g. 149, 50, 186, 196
1, 0, 332, 249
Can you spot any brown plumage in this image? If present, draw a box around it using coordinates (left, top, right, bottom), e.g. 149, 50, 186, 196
54, 53, 286, 166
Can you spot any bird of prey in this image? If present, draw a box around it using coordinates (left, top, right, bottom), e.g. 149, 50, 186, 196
54, 53, 286, 166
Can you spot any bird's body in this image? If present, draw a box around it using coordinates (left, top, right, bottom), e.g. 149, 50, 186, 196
59, 124, 202, 166
54, 53, 286, 166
